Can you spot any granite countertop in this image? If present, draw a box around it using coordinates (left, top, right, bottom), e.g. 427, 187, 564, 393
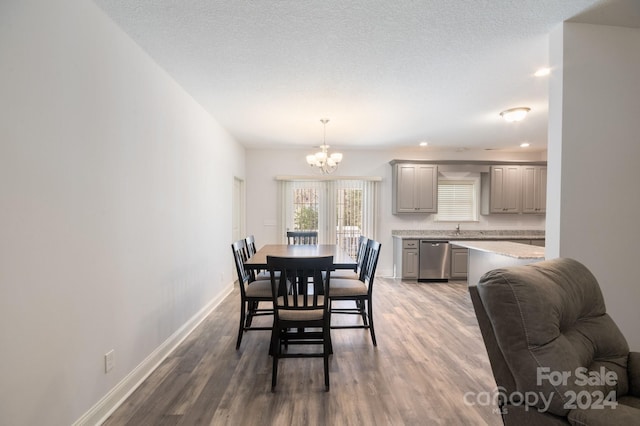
391, 230, 545, 241
449, 240, 545, 259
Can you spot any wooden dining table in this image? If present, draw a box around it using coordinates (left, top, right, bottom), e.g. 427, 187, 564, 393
244, 244, 355, 356
244, 244, 357, 271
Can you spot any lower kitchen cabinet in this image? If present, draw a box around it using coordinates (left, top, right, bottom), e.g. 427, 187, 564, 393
450, 247, 468, 279
402, 239, 419, 279
393, 236, 544, 280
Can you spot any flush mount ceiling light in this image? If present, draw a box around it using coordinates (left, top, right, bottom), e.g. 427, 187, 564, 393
500, 107, 531, 123
419, 141, 428, 147
306, 118, 342, 174
535, 67, 551, 77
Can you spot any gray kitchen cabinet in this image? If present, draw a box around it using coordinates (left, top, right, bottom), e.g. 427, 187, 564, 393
450, 246, 468, 279
489, 165, 522, 213
402, 239, 419, 279
522, 166, 547, 214
392, 163, 438, 214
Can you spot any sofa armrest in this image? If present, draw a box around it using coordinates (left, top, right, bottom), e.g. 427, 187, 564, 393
629, 351, 640, 397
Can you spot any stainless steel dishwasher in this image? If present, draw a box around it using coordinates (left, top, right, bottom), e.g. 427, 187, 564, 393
419, 240, 450, 281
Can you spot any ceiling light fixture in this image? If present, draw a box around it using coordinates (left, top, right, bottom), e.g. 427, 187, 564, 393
534, 67, 551, 77
520, 142, 530, 148
419, 141, 428, 147
500, 107, 531, 123
306, 118, 342, 174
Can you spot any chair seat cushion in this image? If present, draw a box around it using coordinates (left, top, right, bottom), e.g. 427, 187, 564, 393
245, 279, 272, 298
329, 269, 360, 280
255, 270, 280, 280
278, 308, 325, 321
330, 278, 367, 297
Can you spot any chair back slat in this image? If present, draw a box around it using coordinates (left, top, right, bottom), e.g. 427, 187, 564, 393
354, 235, 369, 276
231, 239, 251, 296
286, 231, 318, 245
267, 255, 332, 314
245, 235, 257, 257
362, 240, 381, 294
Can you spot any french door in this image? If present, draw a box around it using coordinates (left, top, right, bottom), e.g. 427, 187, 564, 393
279, 179, 377, 258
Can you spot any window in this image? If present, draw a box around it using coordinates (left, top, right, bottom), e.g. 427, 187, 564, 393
279, 178, 378, 257
436, 179, 479, 222
292, 185, 319, 231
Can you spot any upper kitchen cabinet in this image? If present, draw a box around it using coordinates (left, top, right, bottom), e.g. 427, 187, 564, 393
481, 164, 547, 214
489, 165, 522, 213
392, 162, 438, 214
522, 166, 547, 214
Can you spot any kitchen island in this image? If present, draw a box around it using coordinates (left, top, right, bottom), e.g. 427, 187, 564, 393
450, 240, 545, 286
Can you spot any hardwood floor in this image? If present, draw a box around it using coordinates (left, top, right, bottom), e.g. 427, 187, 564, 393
104, 278, 502, 425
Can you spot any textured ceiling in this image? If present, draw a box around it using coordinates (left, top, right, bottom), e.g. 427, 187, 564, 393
93, 0, 624, 152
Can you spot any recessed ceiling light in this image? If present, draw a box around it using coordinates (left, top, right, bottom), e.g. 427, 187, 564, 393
500, 107, 531, 122
520, 142, 530, 148
535, 68, 551, 77
419, 141, 428, 147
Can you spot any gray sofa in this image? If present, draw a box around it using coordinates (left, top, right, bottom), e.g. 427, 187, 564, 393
470, 257, 640, 425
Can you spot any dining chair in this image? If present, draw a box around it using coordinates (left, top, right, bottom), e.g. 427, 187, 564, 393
329, 239, 381, 346
330, 235, 368, 280
245, 234, 257, 257
286, 230, 318, 245
245, 234, 276, 281
267, 255, 333, 391
231, 239, 273, 350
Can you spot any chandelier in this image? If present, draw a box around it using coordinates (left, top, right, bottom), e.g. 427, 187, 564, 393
306, 118, 343, 174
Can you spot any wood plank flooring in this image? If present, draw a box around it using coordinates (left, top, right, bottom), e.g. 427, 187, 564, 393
103, 278, 502, 425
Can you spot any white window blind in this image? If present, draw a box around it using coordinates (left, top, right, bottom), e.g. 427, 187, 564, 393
436, 180, 477, 221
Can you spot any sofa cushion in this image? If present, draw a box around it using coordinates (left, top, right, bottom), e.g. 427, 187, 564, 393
568, 401, 640, 426
478, 258, 630, 417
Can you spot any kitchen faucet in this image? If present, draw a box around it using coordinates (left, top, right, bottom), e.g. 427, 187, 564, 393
455, 224, 460, 235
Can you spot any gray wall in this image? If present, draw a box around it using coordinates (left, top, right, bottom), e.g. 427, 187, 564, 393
0, 0, 245, 424
548, 22, 640, 349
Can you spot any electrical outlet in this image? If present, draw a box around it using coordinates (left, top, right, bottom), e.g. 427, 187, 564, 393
105, 350, 114, 373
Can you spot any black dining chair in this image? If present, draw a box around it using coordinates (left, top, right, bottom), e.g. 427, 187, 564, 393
331, 235, 368, 280
286, 230, 318, 245
245, 234, 257, 257
267, 255, 333, 391
231, 239, 273, 350
245, 234, 275, 281
329, 239, 381, 346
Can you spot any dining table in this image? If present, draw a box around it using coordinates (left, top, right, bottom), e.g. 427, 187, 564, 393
244, 244, 356, 356
244, 244, 357, 271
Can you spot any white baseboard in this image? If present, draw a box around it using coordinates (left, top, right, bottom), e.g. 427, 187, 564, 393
377, 268, 394, 278
73, 282, 234, 426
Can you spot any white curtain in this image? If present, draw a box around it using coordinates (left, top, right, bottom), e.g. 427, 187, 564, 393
277, 180, 292, 244
361, 179, 378, 240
